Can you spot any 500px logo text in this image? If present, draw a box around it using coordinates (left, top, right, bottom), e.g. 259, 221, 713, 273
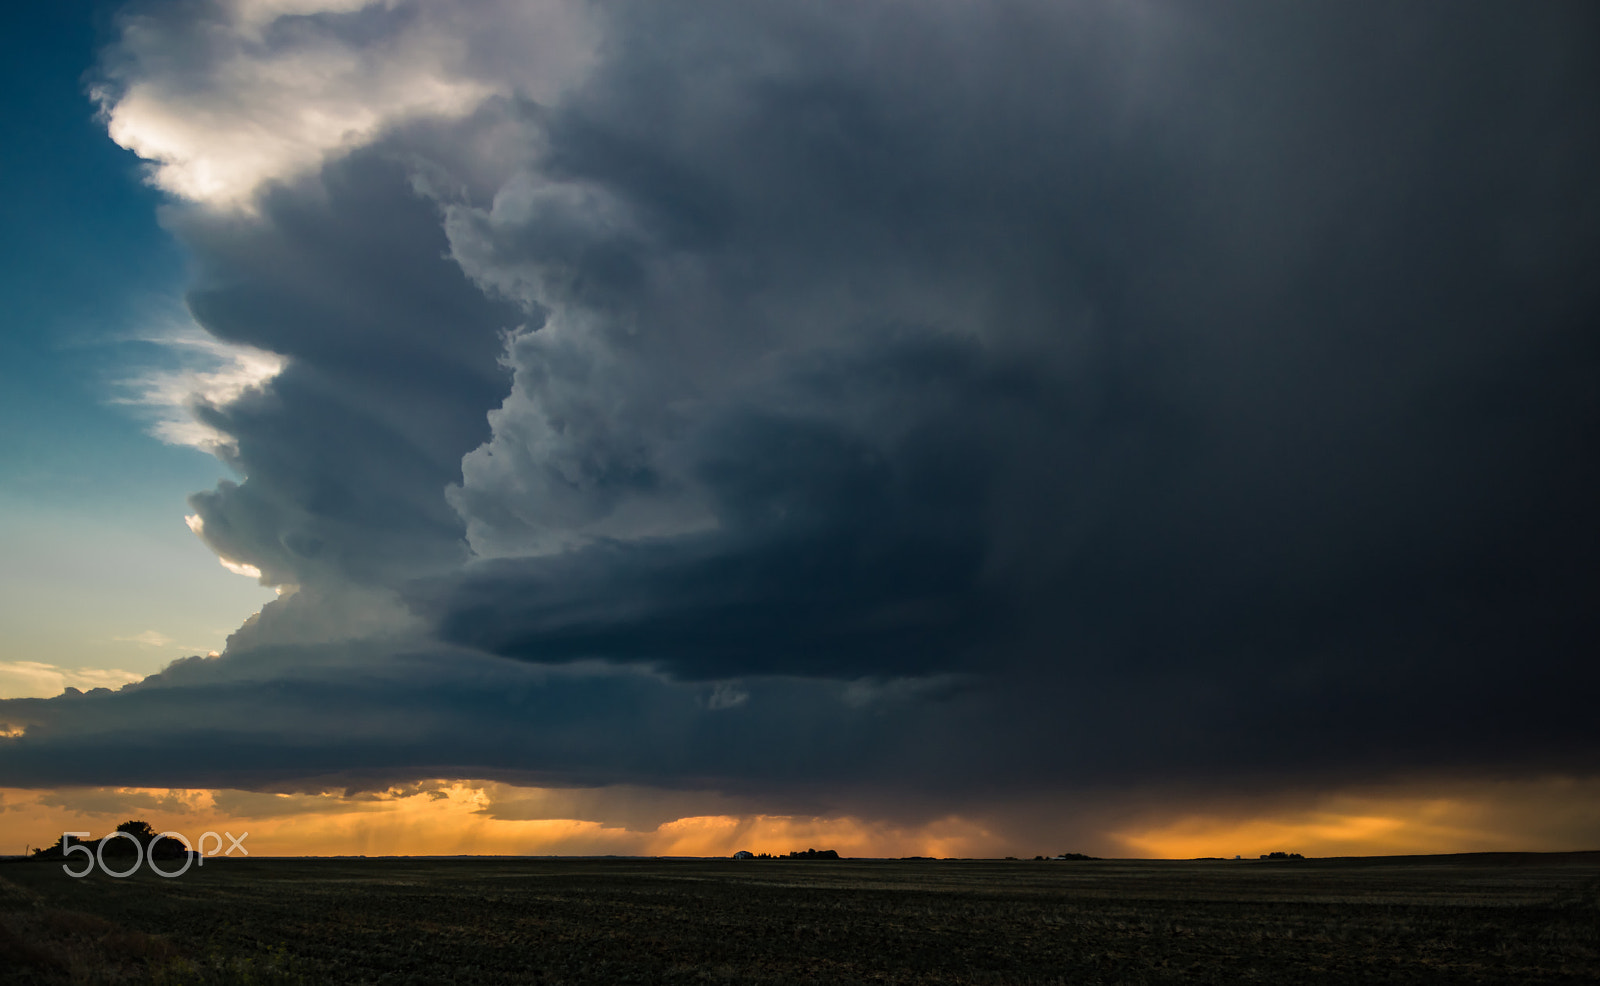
59, 830, 249, 878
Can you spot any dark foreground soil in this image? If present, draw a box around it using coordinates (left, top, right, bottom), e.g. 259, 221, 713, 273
2, 852, 1597, 984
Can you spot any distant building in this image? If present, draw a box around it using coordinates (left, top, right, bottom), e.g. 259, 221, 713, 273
732, 850, 754, 859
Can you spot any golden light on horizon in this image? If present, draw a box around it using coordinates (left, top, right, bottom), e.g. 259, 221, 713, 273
1112, 777, 1600, 859
3, 776, 1595, 860
0, 783, 998, 859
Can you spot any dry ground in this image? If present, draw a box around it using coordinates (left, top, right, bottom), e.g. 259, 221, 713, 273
1, 852, 1597, 984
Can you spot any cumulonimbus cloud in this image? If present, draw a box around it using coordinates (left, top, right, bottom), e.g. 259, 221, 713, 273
2, 1, 1597, 826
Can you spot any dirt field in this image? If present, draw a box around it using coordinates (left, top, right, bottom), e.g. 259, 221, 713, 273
2, 853, 1597, 984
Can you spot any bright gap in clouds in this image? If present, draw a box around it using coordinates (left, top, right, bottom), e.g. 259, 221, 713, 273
0, 782, 997, 859
2, 777, 1596, 859
1112, 778, 1600, 859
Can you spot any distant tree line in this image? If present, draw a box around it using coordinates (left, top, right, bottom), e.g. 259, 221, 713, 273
732, 848, 842, 859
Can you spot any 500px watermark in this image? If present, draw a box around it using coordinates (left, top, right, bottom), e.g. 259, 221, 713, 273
60, 831, 248, 878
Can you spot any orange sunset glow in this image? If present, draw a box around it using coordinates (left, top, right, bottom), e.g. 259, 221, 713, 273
0, 783, 998, 859
1110, 776, 1600, 859
6, 775, 1596, 861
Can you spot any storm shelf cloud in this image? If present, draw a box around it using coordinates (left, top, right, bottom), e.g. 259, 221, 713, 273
3, 0, 1599, 834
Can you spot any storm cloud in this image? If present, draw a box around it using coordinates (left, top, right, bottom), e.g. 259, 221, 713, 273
4, 0, 1598, 820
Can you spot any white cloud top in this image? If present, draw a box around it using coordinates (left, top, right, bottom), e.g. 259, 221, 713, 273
98, 0, 595, 209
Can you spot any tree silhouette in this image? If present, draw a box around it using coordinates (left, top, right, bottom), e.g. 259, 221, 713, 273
116, 820, 157, 841
31, 820, 191, 860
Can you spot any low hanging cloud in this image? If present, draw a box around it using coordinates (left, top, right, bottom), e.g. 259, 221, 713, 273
2, 0, 1598, 839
